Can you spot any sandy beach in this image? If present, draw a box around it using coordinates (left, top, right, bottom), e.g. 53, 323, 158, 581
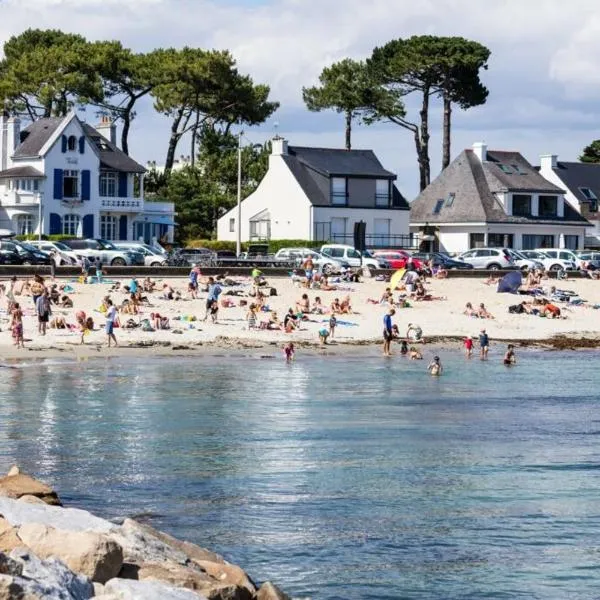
1, 271, 600, 361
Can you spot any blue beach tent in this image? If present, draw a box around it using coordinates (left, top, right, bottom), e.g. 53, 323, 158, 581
497, 271, 522, 294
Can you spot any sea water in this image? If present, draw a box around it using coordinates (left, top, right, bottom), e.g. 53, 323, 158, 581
0, 350, 599, 599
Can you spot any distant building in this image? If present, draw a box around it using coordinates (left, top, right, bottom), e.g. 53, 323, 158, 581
146, 156, 192, 174
410, 142, 589, 253
0, 112, 175, 243
217, 137, 410, 246
537, 155, 600, 248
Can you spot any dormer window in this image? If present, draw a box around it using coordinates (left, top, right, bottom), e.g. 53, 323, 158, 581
331, 177, 347, 206
539, 195, 558, 217
580, 187, 597, 200
67, 135, 77, 152
375, 179, 390, 207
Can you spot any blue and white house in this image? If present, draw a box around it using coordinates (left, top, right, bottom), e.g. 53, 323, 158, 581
0, 112, 175, 243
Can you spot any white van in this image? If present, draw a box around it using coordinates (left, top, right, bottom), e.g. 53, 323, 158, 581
536, 248, 583, 269
113, 242, 167, 266
320, 244, 386, 269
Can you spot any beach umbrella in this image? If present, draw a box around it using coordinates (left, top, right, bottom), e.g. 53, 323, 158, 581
390, 268, 406, 290
497, 270, 522, 293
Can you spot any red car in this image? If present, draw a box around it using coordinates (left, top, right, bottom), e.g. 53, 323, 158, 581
372, 250, 424, 270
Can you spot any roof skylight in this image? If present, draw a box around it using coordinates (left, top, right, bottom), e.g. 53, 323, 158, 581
433, 199, 444, 214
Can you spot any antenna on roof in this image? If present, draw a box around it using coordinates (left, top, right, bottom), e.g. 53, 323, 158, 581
273, 121, 281, 139
77, 104, 87, 122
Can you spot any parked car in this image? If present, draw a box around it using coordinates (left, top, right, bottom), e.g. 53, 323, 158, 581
0, 240, 53, 265
519, 250, 576, 271
320, 244, 387, 269
0, 245, 23, 265
458, 247, 516, 270
29, 241, 79, 266
372, 250, 424, 270
411, 252, 474, 270
274, 248, 349, 274
179, 247, 217, 266
536, 248, 584, 269
63, 239, 143, 266
577, 251, 600, 263
505, 249, 544, 271
113, 242, 167, 267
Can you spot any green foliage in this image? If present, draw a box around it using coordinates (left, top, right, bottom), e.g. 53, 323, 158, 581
15, 234, 74, 242
302, 59, 402, 149
580, 140, 600, 163
161, 128, 270, 243
184, 239, 325, 253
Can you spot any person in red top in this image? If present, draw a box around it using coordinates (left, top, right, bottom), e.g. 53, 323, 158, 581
464, 336, 473, 358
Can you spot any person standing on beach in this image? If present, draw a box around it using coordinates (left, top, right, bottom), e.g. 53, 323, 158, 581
302, 255, 314, 288
35, 288, 51, 336
329, 314, 337, 339
203, 277, 222, 321
105, 299, 118, 348
383, 308, 395, 356
464, 336, 473, 358
479, 329, 489, 360
11, 302, 23, 348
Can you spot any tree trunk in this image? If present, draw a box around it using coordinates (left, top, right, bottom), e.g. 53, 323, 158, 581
120, 97, 137, 155
418, 86, 431, 190
442, 91, 452, 170
345, 111, 352, 150
413, 127, 428, 193
164, 107, 185, 175
190, 110, 201, 167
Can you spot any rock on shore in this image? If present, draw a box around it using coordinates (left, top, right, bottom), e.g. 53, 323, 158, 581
0, 467, 290, 600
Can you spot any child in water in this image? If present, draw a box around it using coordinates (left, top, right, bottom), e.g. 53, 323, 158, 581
284, 342, 295, 362
409, 346, 423, 360
428, 356, 443, 376
464, 336, 473, 358
400, 340, 408, 355
503, 344, 516, 365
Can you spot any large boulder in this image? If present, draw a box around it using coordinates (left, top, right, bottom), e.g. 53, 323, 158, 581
0, 518, 22, 554
17, 523, 123, 584
2, 548, 94, 599
256, 581, 291, 600
0, 472, 61, 506
109, 520, 254, 594
0, 498, 115, 534
103, 577, 207, 599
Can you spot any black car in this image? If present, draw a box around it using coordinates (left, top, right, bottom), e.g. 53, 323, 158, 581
0, 247, 23, 265
412, 252, 474, 270
0, 240, 53, 265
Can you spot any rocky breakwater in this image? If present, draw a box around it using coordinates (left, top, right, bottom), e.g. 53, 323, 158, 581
0, 467, 290, 600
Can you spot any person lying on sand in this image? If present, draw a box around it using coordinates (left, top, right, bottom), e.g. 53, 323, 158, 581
339, 295, 352, 314
464, 302, 477, 317
331, 298, 342, 314
477, 303, 495, 319
483, 275, 500, 286
295, 293, 310, 314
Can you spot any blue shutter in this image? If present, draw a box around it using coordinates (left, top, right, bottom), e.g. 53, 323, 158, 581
81, 170, 91, 200
79, 136, 85, 154
119, 215, 128, 241
118, 172, 127, 197
82, 214, 94, 238
49, 213, 62, 235
53, 169, 63, 200
61, 135, 67, 153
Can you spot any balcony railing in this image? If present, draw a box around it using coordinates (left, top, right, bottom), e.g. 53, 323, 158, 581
0, 191, 41, 206
100, 198, 143, 211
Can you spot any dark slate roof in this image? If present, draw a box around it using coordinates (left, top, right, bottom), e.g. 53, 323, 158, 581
81, 124, 145, 173
546, 161, 600, 204
411, 149, 589, 226
0, 166, 45, 179
13, 118, 63, 158
483, 151, 565, 193
282, 152, 409, 209
288, 146, 396, 178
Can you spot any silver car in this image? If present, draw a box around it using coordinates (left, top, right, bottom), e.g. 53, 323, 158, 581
458, 248, 515, 270
274, 248, 348, 274
113, 242, 167, 266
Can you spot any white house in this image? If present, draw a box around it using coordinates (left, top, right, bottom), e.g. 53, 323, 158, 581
410, 143, 589, 253
537, 154, 600, 247
0, 112, 175, 243
217, 137, 410, 246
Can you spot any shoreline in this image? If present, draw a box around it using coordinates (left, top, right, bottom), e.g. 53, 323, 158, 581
1, 332, 599, 363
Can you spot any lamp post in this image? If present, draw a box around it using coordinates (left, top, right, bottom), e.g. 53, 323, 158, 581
236, 129, 242, 257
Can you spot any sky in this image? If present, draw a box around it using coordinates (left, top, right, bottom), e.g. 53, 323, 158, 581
2, 0, 600, 199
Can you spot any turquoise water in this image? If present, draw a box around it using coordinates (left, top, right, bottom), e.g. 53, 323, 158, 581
1, 350, 599, 599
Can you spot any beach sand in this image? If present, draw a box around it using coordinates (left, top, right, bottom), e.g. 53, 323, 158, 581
1, 272, 600, 360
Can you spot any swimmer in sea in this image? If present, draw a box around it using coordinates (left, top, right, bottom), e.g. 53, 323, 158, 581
503, 344, 516, 366
427, 355, 443, 376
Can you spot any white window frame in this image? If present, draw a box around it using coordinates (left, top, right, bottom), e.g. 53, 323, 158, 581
63, 170, 80, 199
331, 177, 347, 206
99, 172, 117, 197
375, 179, 390, 207
15, 214, 33, 235
63, 214, 81, 236
100, 215, 117, 240
229, 218, 235, 232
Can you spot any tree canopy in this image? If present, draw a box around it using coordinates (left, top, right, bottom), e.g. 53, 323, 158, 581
580, 140, 600, 163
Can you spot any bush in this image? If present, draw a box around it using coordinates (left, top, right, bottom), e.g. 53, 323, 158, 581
15, 234, 76, 242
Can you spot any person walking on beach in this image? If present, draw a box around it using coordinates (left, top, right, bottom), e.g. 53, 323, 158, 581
479, 329, 489, 360
36, 288, 51, 336
105, 299, 118, 348
329, 314, 337, 339
11, 302, 24, 348
383, 308, 395, 356
203, 277, 222, 321
503, 344, 516, 365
